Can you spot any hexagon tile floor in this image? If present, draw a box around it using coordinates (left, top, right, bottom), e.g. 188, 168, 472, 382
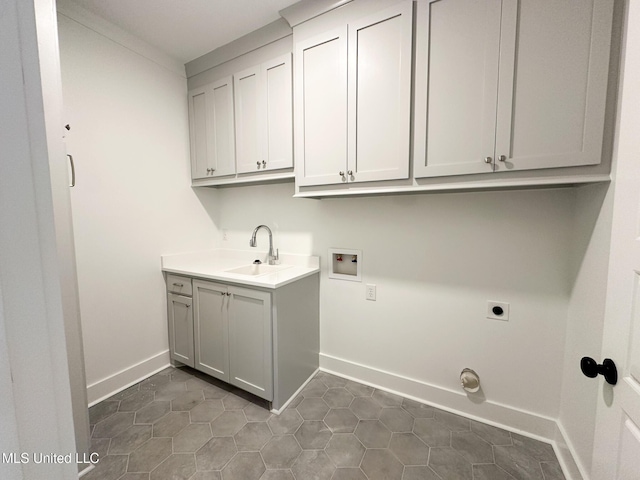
84, 366, 566, 480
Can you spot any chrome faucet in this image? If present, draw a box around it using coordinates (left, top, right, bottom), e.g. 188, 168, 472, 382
250, 225, 279, 265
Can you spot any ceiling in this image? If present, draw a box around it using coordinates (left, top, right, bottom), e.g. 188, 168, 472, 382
59, 0, 300, 64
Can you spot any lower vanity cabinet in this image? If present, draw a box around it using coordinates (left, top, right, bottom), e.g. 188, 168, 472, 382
193, 280, 273, 401
165, 271, 319, 409
166, 275, 195, 368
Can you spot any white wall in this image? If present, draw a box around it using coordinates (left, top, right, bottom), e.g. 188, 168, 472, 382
557, 183, 613, 478
58, 13, 220, 403
217, 182, 574, 430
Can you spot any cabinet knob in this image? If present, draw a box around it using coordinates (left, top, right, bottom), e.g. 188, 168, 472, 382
498, 155, 507, 162
483, 157, 493, 164
262, 160, 267, 167
339, 171, 345, 176
347, 170, 353, 176
256, 162, 261, 167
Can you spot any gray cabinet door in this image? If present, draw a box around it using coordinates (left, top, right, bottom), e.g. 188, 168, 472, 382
228, 286, 273, 400
167, 293, 194, 368
193, 280, 229, 382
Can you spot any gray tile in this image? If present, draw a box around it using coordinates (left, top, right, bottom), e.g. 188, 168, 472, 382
511, 433, 557, 462
434, 410, 470, 432
89, 401, 119, 425
222, 452, 265, 480
190, 472, 222, 480
288, 395, 304, 409
324, 434, 365, 467
372, 390, 403, 407
150, 454, 196, 480
190, 400, 224, 423
152, 411, 189, 437
302, 379, 329, 397
170, 369, 194, 382
173, 423, 212, 453
402, 399, 435, 419
315, 372, 347, 388
260, 470, 294, 480
379, 407, 414, 433
118, 390, 155, 412
140, 373, 171, 391
350, 397, 382, 420
295, 421, 332, 449
470, 420, 512, 446
195, 437, 237, 471
93, 412, 135, 438
389, 433, 430, 466
402, 466, 441, 480
135, 401, 170, 425
354, 420, 392, 448
494, 445, 545, 480
244, 403, 272, 422
297, 397, 330, 420
324, 408, 359, 433
222, 394, 250, 410
344, 381, 374, 397
291, 450, 335, 480
211, 410, 247, 436
450, 431, 494, 463
89, 437, 110, 459
261, 435, 301, 469
119, 474, 150, 480
127, 437, 173, 473
541, 462, 566, 480
323, 388, 354, 408
154, 382, 187, 401
109, 425, 152, 455
203, 384, 230, 400
108, 384, 141, 401
171, 390, 204, 411
473, 464, 516, 480
186, 377, 216, 391
268, 409, 303, 435
428, 447, 472, 480
331, 468, 368, 480
82, 454, 128, 480
360, 449, 404, 480
413, 417, 451, 447
234, 422, 272, 451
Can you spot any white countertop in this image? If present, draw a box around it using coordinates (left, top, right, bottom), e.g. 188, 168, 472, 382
161, 249, 320, 289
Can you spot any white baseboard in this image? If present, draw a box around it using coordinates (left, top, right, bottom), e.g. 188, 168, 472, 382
87, 350, 171, 406
554, 422, 589, 480
320, 353, 559, 441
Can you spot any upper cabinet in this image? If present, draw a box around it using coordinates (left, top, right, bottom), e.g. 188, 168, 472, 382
188, 76, 236, 179
235, 54, 293, 174
295, 1, 413, 187
413, 0, 614, 178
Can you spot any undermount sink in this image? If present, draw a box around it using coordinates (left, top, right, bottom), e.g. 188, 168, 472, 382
225, 264, 293, 277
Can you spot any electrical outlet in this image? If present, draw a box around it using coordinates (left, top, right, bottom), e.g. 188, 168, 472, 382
487, 301, 509, 321
366, 284, 376, 301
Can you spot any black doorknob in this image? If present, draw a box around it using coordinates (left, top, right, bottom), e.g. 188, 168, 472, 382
580, 357, 617, 385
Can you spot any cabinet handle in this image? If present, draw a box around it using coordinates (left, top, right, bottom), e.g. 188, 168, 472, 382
262, 160, 267, 167
483, 157, 493, 164
256, 162, 261, 167
498, 155, 507, 162
172, 283, 184, 287
339, 171, 345, 176
347, 170, 353, 176
186, 304, 191, 308
67, 154, 76, 187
